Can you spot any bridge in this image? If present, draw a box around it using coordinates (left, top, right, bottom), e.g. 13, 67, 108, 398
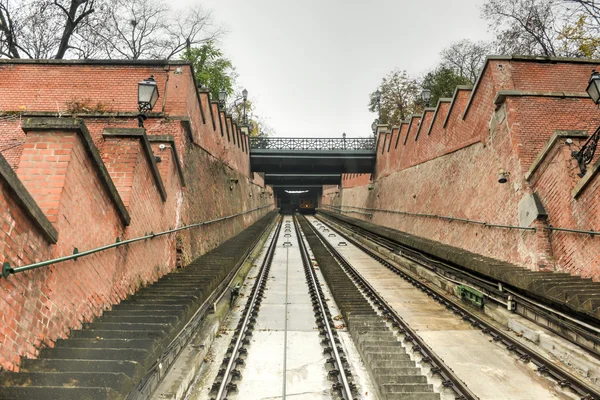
249, 137, 376, 199
249, 137, 376, 176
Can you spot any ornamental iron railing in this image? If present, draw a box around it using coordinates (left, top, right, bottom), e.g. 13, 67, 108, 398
249, 137, 376, 151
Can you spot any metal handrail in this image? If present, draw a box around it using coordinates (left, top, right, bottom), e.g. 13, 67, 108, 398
249, 137, 376, 151
2, 204, 274, 278
324, 205, 600, 236
323, 205, 535, 231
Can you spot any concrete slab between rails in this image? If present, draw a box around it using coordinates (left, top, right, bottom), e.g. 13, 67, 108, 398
317, 209, 600, 323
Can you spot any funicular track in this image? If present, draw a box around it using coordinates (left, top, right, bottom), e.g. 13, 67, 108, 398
209, 216, 357, 399
314, 213, 600, 400
318, 211, 600, 357
298, 215, 460, 400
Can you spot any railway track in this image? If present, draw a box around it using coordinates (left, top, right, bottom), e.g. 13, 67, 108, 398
207, 216, 357, 399
299, 215, 470, 400
313, 213, 600, 400
318, 211, 600, 357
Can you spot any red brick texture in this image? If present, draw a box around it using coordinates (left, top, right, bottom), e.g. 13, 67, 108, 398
0, 61, 274, 371
324, 57, 600, 281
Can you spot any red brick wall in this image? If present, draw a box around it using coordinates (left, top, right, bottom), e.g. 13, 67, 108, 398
0, 61, 273, 371
0, 62, 250, 178
325, 57, 600, 281
0, 178, 53, 371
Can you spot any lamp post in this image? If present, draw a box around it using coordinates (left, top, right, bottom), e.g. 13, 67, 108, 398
137, 75, 159, 128
572, 70, 600, 177
242, 88, 248, 125
421, 89, 431, 108
375, 89, 382, 123
218, 91, 227, 110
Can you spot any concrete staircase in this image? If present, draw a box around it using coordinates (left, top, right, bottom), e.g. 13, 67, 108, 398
347, 315, 440, 400
298, 217, 439, 400
0, 212, 276, 400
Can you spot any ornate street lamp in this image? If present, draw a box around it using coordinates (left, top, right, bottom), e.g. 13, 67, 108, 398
421, 89, 431, 108
218, 91, 227, 110
586, 70, 600, 104
242, 88, 248, 125
137, 75, 159, 127
375, 89, 382, 123
572, 70, 600, 177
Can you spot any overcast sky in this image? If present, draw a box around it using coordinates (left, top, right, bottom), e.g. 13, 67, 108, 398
178, 0, 493, 138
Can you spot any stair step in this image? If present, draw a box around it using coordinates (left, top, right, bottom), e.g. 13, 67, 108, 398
54, 338, 159, 351
39, 348, 151, 366
0, 386, 122, 400
21, 359, 143, 379
381, 383, 433, 393
0, 371, 132, 391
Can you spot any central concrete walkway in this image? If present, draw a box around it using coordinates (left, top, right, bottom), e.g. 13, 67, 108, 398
307, 216, 572, 400
235, 216, 331, 399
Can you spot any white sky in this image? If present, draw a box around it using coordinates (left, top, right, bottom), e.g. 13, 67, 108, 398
178, 0, 493, 137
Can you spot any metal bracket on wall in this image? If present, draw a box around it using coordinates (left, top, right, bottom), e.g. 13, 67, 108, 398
2, 262, 12, 279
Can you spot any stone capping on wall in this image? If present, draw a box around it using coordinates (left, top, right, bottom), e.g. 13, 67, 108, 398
462, 54, 600, 121
210, 101, 221, 136
147, 134, 186, 186
20, 111, 165, 119
525, 130, 589, 181
388, 128, 396, 152
395, 121, 408, 148
426, 98, 451, 136
442, 86, 472, 128
169, 116, 194, 143
196, 89, 208, 124
493, 90, 589, 105
102, 128, 168, 202
0, 153, 58, 243
0, 59, 190, 67
404, 115, 421, 145
415, 108, 435, 141
22, 117, 131, 226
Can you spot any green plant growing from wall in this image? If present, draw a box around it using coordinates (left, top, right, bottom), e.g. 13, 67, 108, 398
182, 41, 237, 100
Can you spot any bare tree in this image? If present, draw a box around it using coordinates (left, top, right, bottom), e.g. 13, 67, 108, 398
440, 40, 492, 83
482, 0, 561, 56
0, 0, 221, 60
0, 0, 97, 59
95, 0, 221, 60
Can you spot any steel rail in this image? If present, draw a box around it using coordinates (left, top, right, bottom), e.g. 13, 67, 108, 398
317, 215, 600, 400
127, 213, 277, 400
305, 216, 478, 400
293, 216, 354, 399
2, 204, 273, 279
318, 213, 600, 352
212, 217, 282, 399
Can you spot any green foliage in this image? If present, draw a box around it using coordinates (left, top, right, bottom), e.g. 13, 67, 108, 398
558, 14, 600, 58
182, 42, 236, 100
422, 67, 472, 107
368, 69, 421, 127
